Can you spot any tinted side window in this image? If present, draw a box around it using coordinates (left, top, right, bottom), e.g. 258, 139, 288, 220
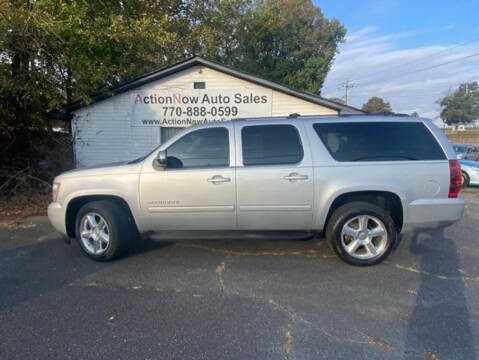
166, 127, 229, 168
313, 122, 446, 162
242, 125, 303, 165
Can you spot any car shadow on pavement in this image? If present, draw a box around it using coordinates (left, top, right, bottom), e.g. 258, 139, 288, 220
405, 229, 475, 359
0, 237, 105, 313
0, 234, 172, 313
128, 237, 174, 256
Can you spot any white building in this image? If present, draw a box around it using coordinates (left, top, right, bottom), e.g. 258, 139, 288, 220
51, 56, 362, 167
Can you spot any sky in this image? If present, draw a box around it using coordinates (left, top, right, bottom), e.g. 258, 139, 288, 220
318, 0, 479, 123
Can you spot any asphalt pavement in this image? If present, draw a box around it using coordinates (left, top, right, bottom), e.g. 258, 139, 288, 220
1, 190, 479, 359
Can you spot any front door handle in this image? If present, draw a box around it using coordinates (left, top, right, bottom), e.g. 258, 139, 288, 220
207, 175, 231, 184
283, 172, 308, 182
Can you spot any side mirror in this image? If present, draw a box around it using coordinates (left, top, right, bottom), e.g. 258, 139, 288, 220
157, 150, 167, 166
153, 150, 167, 170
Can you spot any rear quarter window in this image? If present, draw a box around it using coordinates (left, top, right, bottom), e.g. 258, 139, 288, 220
313, 122, 446, 162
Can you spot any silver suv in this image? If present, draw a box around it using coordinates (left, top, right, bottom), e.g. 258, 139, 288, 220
48, 115, 465, 265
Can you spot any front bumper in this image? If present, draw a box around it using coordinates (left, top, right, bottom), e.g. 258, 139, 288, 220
47, 202, 69, 242
402, 197, 465, 233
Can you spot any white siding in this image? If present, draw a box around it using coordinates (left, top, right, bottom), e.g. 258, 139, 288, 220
271, 91, 337, 117
72, 66, 338, 167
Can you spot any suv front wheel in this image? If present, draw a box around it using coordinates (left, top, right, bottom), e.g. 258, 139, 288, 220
75, 200, 132, 261
326, 201, 397, 266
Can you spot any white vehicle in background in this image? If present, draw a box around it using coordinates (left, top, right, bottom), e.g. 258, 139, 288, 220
48, 115, 464, 266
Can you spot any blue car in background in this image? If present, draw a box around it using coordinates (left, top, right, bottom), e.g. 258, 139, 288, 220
460, 160, 479, 187
454, 144, 479, 161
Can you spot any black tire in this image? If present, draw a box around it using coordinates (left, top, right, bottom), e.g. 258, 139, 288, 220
75, 200, 133, 261
326, 201, 397, 266
462, 172, 470, 188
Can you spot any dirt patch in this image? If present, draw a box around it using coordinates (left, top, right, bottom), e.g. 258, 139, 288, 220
0, 193, 50, 226
445, 128, 479, 145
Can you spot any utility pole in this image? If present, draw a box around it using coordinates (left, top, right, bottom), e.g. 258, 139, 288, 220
342, 79, 354, 105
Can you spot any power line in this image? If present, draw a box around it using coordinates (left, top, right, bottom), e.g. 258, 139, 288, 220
403, 51, 479, 75
345, 54, 479, 96
348, 36, 479, 85
369, 51, 479, 91
347, 94, 445, 98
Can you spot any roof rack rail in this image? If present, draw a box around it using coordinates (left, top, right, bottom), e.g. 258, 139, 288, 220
340, 112, 410, 117
229, 114, 350, 123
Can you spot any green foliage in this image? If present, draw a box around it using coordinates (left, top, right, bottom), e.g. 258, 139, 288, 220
201, 0, 345, 95
439, 82, 479, 125
0, 0, 345, 160
0, 0, 193, 157
361, 97, 392, 114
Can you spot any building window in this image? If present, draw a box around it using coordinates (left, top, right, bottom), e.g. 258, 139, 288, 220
194, 81, 205, 89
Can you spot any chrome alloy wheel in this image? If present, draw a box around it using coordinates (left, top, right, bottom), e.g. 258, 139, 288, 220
340, 215, 388, 260
80, 212, 110, 255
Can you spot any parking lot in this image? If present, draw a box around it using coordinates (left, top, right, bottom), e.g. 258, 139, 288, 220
0, 190, 478, 359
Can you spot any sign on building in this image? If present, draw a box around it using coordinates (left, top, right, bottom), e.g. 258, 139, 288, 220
132, 89, 272, 127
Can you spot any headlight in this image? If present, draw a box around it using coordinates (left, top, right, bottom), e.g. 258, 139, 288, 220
52, 183, 61, 202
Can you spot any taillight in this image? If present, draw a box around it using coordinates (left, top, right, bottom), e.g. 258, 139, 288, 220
449, 160, 462, 198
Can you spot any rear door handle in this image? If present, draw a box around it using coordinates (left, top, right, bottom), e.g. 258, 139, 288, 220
283, 172, 308, 181
207, 175, 231, 184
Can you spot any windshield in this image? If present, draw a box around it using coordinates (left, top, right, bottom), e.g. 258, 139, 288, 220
127, 146, 161, 164
127, 156, 146, 164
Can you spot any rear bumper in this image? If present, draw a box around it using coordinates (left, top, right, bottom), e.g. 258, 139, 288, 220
402, 197, 465, 233
48, 202, 69, 242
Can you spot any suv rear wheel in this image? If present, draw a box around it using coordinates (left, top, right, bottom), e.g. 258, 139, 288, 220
326, 201, 397, 266
75, 200, 132, 261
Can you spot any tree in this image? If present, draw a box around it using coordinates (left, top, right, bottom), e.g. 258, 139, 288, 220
0, 0, 345, 163
0, 0, 191, 159
197, 0, 346, 95
439, 82, 479, 125
411, 111, 420, 117
361, 97, 392, 114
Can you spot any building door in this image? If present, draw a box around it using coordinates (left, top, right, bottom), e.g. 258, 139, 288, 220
235, 122, 314, 230
161, 127, 183, 143
139, 124, 237, 231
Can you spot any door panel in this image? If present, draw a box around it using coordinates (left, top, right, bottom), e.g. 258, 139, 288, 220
235, 122, 314, 230
139, 124, 236, 231
236, 166, 313, 229
140, 168, 236, 230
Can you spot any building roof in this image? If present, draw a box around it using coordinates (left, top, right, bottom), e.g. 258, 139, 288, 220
49, 56, 364, 119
